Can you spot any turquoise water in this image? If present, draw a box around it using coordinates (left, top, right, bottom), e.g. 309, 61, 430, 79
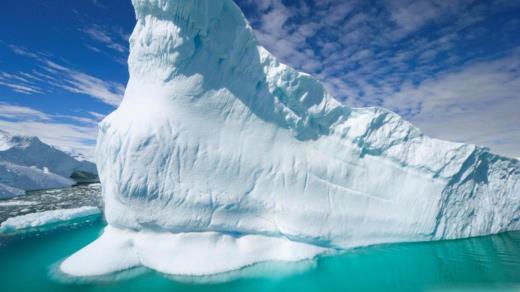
1, 220, 519, 292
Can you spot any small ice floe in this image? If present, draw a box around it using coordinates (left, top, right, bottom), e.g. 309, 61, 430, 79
0, 206, 100, 234
0, 200, 36, 207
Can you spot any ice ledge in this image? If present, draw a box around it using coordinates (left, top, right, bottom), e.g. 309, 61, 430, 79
60, 226, 329, 277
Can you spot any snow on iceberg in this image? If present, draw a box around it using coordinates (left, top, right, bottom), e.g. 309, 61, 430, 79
0, 206, 100, 234
63, 0, 520, 277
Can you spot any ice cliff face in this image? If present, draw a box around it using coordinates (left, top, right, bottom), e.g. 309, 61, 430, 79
62, 0, 520, 276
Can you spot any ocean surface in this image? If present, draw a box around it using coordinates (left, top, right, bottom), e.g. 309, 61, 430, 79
0, 186, 519, 292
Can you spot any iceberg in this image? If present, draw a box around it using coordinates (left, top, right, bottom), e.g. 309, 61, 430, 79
63, 0, 520, 277
0, 206, 100, 234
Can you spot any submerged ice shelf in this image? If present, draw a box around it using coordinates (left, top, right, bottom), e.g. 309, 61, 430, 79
61, 226, 327, 277
63, 0, 520, 277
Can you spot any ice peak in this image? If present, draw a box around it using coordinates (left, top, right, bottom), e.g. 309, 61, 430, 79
132, 0, 227, 32
128, 0, 243, 79
125, 0, 345, 140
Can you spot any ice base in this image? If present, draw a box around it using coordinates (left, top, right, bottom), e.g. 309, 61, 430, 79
60, 226, 328, 277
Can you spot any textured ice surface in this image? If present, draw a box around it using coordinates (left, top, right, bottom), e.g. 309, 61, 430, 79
64, 0, 520, 276
0, 206, 100, 233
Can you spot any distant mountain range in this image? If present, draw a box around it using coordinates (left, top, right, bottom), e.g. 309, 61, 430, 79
0, 130, 98, 199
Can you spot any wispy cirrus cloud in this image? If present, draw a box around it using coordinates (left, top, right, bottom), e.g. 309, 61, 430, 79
87, 111, 106, 121
0, 102, 51, 121
383, 53, 520, 156
238, 0, 520, 157
42, 59, 124, 106
80, 24, 129, 65
0, 79, 43, 95
2, 45, 124, 107
82, 27, 127, 53
0, 44, 119, 159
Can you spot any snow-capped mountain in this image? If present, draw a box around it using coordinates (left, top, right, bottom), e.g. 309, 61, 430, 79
0, 130, 98, 198
64, 149, 93, 163
62, 0, 519, 277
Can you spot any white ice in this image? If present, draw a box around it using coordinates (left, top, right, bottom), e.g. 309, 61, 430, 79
61, 226, 327, 277
0, 200, 36, 207
63, 0, 520, 277
0, 206, 100, 233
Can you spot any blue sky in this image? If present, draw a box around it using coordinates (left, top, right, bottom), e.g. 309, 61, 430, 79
0, 0, 519, 160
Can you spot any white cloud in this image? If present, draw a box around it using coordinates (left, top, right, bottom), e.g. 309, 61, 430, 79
91, 0, 105, 9
384, 0, 479, 40
7, 45, 48, 60
88, 111, 106, 121
6, 45, 124, 106
0, 102, 50, 121
241, 0, 519, 157
0, 103, 98, 161
0, 42, 122, 161
384, 54, 520, 116
383, 53, 520, 157
0, 119, 97, 161
0, 71, 45, 95
42, 60, 124, 106
0, 81, 43, 95
81, 26, 128, 54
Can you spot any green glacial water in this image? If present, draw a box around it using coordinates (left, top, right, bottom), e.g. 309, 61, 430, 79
0, 219, 519, 292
